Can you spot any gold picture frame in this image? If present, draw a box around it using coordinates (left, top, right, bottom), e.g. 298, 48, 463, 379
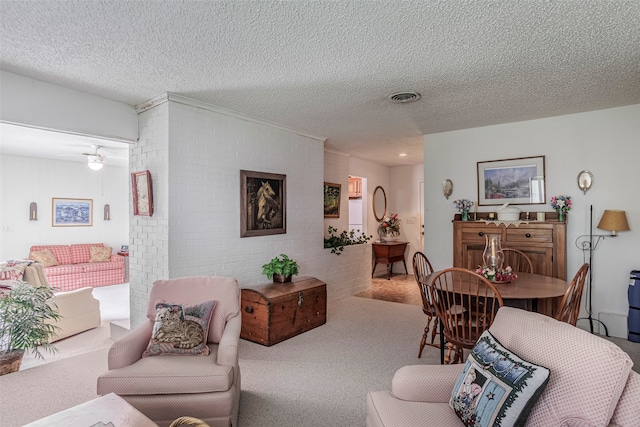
324, 182, 341, 218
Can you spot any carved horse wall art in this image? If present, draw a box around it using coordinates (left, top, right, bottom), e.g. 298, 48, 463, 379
257, 181, 279, 228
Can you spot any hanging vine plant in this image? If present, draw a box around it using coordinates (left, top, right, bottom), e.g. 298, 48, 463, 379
324, 226, 372, 255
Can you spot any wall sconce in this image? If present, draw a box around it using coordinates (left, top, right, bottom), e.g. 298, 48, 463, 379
29, 202, 37, 221
104, 204, 111, 221
577, 170, 593, 194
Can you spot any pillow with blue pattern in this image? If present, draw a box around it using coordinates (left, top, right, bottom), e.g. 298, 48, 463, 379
450, 330, 550, 427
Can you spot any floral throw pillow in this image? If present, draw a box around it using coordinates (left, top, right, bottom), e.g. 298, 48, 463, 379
90, 246, 112, 262
142, 299, 216, 357
450, 330, 550, 427
29, 249, 59, 267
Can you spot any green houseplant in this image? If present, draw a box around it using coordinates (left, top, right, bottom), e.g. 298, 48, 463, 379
0, 281, 60, 375
261, 254, 300, 283
324, 226, 372, 255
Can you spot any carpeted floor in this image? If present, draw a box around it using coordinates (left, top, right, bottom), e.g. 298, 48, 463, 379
3, 276, 638, 426
0, 296, 440, 427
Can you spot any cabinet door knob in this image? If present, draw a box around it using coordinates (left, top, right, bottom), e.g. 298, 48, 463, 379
244, 306, 254, 314
525, 233, 531, 238
478, 232, 484, 236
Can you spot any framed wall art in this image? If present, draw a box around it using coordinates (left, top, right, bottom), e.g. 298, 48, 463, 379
131, 170, 154, 216
477, 156, 546, 206
52, 198, 93, 227
240, 170, 286, 237
323, 182, 341, 218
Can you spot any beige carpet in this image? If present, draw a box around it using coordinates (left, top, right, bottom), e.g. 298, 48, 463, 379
0, 296, 439, 427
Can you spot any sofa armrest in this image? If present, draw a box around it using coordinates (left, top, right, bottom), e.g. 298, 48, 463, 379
107, 321, 153, 370
391, 364, 464, 403
217, 313, 241, 367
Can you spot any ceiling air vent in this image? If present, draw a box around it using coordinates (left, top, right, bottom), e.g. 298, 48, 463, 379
387, 91, 421, 104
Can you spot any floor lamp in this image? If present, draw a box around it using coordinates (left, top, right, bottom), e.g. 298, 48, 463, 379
576, 206, 630, 335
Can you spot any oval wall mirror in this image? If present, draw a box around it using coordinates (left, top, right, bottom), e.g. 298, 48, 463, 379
373, 186, 387, 222
577, 170, 593, 194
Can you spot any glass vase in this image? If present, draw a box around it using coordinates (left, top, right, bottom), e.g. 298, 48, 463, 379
558, 212, 566, 222
483, 233, 504, 270
461, 210, 469, 221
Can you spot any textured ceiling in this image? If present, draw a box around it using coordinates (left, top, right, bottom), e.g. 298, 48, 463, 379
1, 1, 639, 166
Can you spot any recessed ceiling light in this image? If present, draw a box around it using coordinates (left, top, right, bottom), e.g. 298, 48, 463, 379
399, 153, 408, 157
387, 91, 421, 104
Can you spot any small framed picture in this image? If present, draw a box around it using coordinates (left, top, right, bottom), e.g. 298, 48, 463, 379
131, 170, 154, 216
120, 245, 129, 252
323, 182, 341, 218
52, 198, 93, 227
477, 156, 546, 206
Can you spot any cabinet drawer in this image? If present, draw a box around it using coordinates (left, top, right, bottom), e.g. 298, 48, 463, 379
505, 227, 552, 243
461, 228, 503, 243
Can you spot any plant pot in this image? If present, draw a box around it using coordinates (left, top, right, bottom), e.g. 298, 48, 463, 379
273, 274, 292, 283
0, 350, 24, 376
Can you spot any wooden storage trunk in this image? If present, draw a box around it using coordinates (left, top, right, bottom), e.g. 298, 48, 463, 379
241, 276, 326, 346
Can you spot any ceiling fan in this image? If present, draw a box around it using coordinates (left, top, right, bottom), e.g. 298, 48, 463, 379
84, 145, 105, 170
57, 144, 127, 170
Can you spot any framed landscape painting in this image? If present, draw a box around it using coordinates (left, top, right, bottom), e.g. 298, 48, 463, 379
241, 170, 286, 237
323, 182, 341, 218
477, 156, 546, 206
52, 198, 93, 226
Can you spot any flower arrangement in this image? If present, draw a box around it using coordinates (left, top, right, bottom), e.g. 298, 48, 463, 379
475, 266, 518, 283
550, 195, 572, 213
378, 213, 401, 236
453, 199, 474, 213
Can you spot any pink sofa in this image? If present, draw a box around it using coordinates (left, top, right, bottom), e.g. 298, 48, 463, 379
29, 244, 125, 292
367, 307, 640, 427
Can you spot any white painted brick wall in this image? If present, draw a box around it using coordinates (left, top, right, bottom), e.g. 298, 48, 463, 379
129, 96, 371, 327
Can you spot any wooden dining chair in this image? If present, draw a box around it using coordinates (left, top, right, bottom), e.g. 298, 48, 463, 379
502, 248, 534, 273
429, 267, 504, 364
412, 251, 436, 358
555, 263, 590, 326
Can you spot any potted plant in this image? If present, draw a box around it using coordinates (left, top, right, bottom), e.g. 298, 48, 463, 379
0, 281, 60, 375
261, 254, 300, 283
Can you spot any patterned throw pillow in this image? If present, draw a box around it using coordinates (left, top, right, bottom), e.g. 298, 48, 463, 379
29, 249, 59, 267
450, 330, 550, 427
89, 246, 112, 262
142, 299, 216, 357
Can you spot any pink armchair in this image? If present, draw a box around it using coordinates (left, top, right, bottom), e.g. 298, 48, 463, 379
367, 307, 640, 427
97, 276, 241, 427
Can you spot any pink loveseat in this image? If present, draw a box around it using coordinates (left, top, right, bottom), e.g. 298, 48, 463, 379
367, 307, 640, 427
29, 243, 125, 292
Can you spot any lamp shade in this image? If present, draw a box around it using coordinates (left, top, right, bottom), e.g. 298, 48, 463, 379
597, 210, 630, 236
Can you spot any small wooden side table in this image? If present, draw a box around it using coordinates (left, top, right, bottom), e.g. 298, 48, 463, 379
117, 251, 129, 282
372, 241, 409, 280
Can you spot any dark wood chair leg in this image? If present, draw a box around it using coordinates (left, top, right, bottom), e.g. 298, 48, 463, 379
418, 316, 431, 358
439, 318, 445, 364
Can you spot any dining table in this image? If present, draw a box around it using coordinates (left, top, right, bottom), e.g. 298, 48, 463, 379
426, 271, 569, 317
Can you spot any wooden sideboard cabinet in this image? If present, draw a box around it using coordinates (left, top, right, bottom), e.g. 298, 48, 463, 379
453, 220, 567, 280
